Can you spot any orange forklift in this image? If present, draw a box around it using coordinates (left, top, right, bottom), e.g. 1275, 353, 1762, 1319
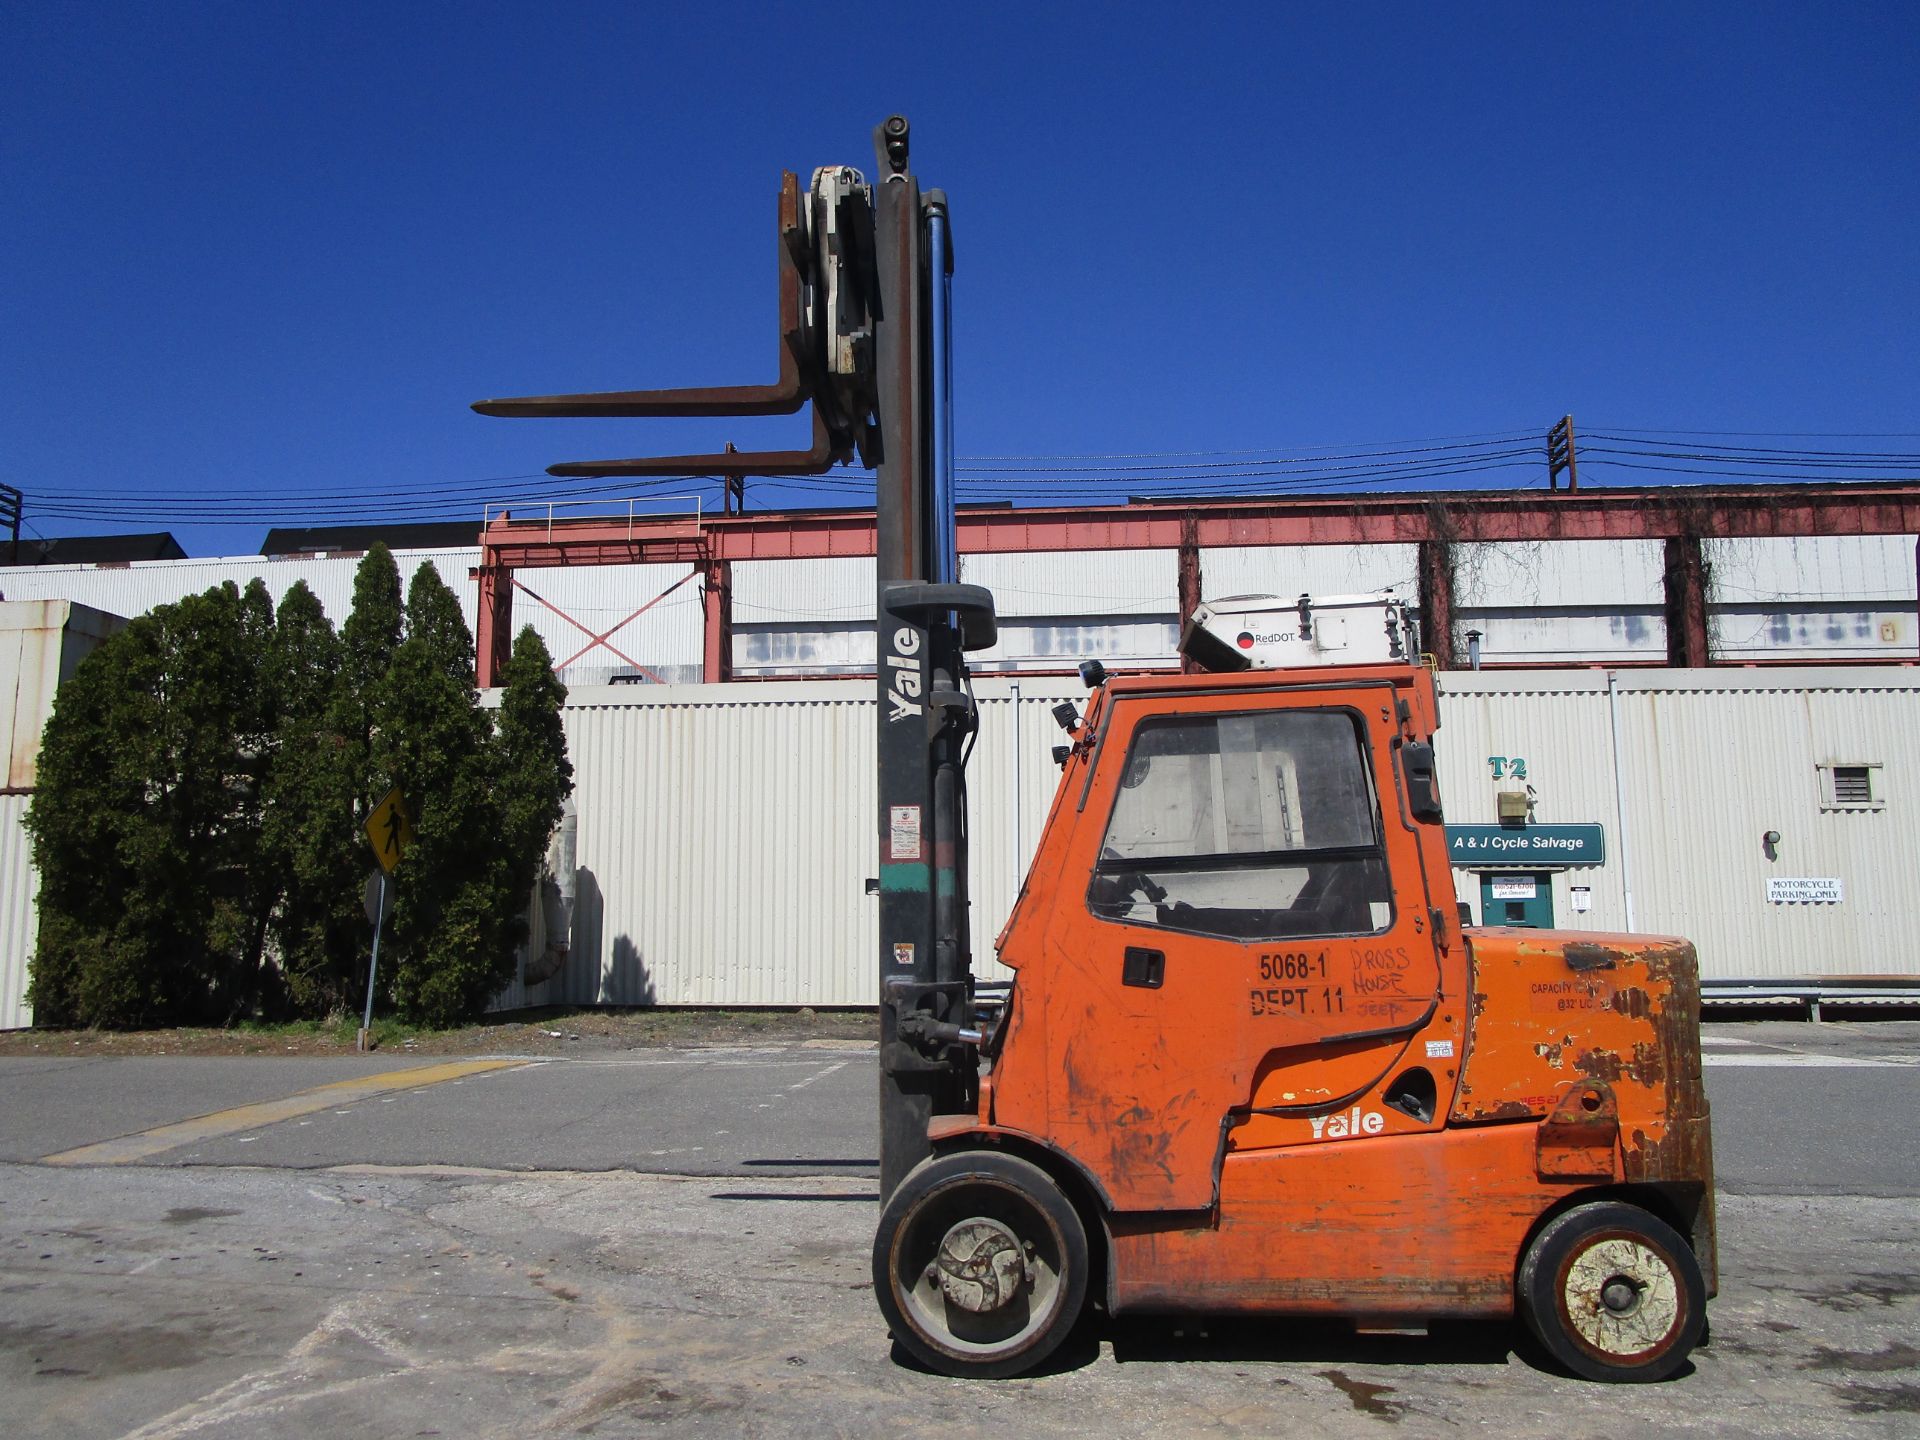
873, 624, 1716, 1383
475, 116, 1715, 1385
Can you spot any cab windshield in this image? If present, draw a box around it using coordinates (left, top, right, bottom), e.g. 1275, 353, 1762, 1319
1088, 709, 1391, 940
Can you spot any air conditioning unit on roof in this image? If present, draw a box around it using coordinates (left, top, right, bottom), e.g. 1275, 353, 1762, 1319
1180, 588, 1420, 672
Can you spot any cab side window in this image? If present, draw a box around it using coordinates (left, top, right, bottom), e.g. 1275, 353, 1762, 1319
1088, 710, 1391, 940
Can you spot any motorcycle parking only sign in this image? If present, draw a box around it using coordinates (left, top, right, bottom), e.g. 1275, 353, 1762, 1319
1766, 877, 1844, 904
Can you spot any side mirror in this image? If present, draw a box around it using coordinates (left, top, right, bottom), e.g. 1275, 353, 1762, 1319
1400, 741, 1444, 823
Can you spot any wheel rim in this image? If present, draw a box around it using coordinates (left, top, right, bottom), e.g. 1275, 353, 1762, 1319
888, 1176, 1069, 1364
1555, 1232, 1686, 1365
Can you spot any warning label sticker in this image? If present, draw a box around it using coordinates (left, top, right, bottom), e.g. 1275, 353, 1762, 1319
888, 805, 923, 862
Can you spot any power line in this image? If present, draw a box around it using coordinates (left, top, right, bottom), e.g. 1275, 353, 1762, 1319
16, 422, 1920, 538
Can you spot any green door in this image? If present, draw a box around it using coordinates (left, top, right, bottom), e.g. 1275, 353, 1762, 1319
1480, 871, 1555, 928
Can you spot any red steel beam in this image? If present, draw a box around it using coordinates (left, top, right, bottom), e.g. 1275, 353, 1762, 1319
476, 483, 1920, 569
1663, 536, 1712, 667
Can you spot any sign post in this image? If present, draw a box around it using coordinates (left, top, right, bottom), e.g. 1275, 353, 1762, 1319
360, 788, 414, 1051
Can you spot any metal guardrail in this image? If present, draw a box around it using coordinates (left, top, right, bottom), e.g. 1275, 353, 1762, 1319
1702, 980, 1920, 1021
482, 495, 704, 539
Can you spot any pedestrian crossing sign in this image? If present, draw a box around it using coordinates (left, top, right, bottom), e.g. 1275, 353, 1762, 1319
366, 787, 415, 873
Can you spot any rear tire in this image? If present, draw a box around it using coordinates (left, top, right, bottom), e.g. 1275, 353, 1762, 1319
1517, 1201, 1705, 1383
873, 1150, 1089, 1378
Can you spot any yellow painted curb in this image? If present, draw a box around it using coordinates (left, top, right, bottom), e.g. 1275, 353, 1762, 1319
41, 1058, 529, 1166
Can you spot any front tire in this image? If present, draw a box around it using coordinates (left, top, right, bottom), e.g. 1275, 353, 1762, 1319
1518, 1201, 1705, 1382
873, 1150, 1089, 1378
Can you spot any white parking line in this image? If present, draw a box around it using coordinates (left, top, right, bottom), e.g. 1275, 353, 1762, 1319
1703, 1053, 1904, 1068
788, 1060, 851, 1091
544, 1053, 875, 1069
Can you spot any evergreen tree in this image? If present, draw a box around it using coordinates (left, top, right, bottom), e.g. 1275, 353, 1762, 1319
27, 548, 575, 1032
258, 581, 365, 1015
340, 544, 403, 699
406, 558, 478, 691
334, 543, 403, 778
494, 625, 573, 913
26, 582, 272, 1026
24, 632, 149, 1026
376, 563, 512, 1026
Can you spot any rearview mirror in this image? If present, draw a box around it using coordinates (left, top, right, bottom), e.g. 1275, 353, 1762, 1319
1400, 742, 1444, 823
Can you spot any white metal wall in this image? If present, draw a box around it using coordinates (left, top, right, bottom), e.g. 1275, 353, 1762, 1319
495, 677, 1084, 1010
0, 601, 126, 1029
510, 668, 1918, 1011
1708, 534, 1918, 661
520, 683, 883, 1007
1436, 669, 1920, 983
1202, 544, 1419, 598
0, 550, 706, 688
3, 601, 124, 787
0, 549, 479, 630
0, 793, 35, 1029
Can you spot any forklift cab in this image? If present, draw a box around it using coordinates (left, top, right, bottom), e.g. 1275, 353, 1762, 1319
984, 665, 1455, 1213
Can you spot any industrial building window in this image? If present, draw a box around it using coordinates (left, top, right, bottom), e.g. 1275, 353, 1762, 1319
1818, 762, 1883, 810
1087, 710, 1392, 940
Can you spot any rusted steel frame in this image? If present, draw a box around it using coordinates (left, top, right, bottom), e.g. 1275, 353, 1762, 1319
702, 557, 733, 683
1416, 539, 1456, 668
472, 562, 515, 688
1176, 514, 1202, 673
482, 537, 713, 568
472, 174, 808, 422
1663, 535, 1711, 667
471, 484, 1920, 571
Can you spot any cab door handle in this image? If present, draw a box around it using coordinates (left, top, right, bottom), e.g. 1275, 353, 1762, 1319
1122, 947, 1165, 989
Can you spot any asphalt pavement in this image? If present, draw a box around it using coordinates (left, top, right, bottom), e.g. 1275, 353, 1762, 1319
0, 1021, 1914, 1438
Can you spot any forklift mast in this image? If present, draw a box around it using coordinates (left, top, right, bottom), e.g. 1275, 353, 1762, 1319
469, 115, 993, 1200
868, 120, 998, 1200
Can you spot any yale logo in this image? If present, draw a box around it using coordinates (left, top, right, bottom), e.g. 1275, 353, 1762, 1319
1308, 1106, 1386, 1141
886, 625, 923, 723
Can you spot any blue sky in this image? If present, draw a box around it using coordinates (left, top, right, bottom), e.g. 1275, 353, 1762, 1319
3, 2, 1917, 555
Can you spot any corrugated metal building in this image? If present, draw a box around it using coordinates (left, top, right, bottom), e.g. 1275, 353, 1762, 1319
0, 602, 126, 1029
482, 668, 1918, 1012
1, 528, 1915, 1024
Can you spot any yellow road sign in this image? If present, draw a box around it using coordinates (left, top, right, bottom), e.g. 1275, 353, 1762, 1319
366, 787, 415, 873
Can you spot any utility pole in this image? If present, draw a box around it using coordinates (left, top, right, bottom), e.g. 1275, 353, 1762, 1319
0, 485, 21, 565
1547, 415, 1579, 492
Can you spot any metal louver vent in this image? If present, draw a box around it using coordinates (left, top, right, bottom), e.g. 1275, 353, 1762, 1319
1832, 766, 1873, 804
